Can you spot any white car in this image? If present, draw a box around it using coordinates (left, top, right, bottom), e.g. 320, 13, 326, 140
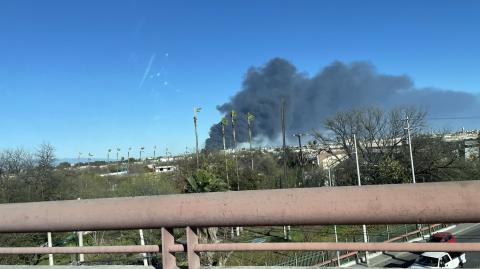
410, 252, 466, 268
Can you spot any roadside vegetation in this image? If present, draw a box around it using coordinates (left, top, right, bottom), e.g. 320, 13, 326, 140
0, 105, 479, 265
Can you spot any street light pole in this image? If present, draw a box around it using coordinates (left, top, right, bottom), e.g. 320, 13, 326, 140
88, 153, 93, 166
194, 107, 201, 169
353, 133, 369, 266
140, 147, 145, 162
127, 147, 131, 171
116, 148, 121, 172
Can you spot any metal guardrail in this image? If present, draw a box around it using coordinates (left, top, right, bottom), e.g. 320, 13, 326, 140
0, 181, 479, 269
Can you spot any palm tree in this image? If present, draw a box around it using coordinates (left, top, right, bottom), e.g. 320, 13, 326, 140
247, 112, 255, 170
194, 107, 202, 168
221, 117, 229, 187
107, 149, 112, 162
185, 169, 230, 265
116, 148, 121, 162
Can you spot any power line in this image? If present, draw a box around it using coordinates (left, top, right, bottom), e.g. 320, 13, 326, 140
428, 116, 480, 120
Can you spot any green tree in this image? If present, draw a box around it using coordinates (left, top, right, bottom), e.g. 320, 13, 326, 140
313, 106, 426, 185
184, 169, 230, 265
378, 156, 409, 184
35, 143, 56, 200
56, 162, 71, 169
185, 169, 227, 193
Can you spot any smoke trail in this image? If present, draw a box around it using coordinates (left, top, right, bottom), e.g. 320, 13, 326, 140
205, 58, 479, 150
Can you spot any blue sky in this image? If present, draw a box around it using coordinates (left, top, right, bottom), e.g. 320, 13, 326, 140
1, 0, 479, 158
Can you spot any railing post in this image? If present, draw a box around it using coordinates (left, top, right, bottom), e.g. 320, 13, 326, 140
78, 230, 84, 263
139, 229, 148, 266
47, 232, 53, 266
419, 224, 424, 240
161, 228, 178, 269
77, 198, 84, 264
386, 225, 390, 241
186, 226, 201, 269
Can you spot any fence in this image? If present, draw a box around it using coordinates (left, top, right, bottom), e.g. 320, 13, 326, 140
272, 223, 448, 267
0, 181, 480, 269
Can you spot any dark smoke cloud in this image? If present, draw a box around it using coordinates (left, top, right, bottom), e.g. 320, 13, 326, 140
205, 58, 479, 150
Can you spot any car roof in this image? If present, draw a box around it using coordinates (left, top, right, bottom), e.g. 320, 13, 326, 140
422, 252, 448, 258
433, 232, 453, 237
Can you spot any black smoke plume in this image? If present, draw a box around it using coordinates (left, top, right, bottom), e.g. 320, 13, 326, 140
205, 58, 479, 150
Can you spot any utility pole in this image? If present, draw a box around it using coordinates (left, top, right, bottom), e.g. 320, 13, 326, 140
405, 116, 416, 184
247, 112, 255, 170
353, 133, 369, 266
231, 110, 240, 191
293, 133, 305, 186
77, 152, 82, 165
281, 98, 287, 189
281, 98, 290, 240
194, 107, 201, 169
153, 146, 157, 161
221, 117, 229, 187
222, 116, 233, 238
405, 115, 421, 235
231, 110, 241, 236
328, 168, 332, 186
328, 170, 341, 267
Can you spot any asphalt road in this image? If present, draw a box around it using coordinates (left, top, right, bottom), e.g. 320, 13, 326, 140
373, 224, 480, 268
459, 224, 480, 268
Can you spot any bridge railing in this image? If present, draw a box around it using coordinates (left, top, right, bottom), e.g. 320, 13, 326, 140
0, 180, 479, 269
